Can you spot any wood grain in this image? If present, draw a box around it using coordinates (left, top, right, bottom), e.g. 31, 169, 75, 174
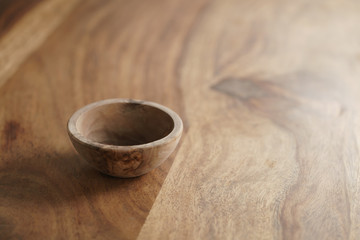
0, 0, 80, 87
0, 0, 42, 37
1, 0, 360, 239
138, 0, 360, 239
0, 0, 200, 239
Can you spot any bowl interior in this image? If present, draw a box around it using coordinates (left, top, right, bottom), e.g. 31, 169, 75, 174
75, 102, 174, 146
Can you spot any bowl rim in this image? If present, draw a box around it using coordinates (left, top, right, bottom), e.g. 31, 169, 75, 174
67, 98, 183, 150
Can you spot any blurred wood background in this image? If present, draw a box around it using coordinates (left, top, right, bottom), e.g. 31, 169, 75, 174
1, 0, 360, 239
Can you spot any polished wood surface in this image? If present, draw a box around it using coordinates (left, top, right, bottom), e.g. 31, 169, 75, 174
1, 0, 360, 239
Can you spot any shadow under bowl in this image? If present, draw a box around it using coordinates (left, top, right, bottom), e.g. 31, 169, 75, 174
67, 99, 183, 177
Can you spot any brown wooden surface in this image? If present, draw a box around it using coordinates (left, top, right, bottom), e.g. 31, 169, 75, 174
1, 0, 360, 239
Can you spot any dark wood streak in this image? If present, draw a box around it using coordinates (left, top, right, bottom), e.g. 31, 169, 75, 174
212, 77, 271, 100
0, 0, 42, 37
2, 120, 24, 151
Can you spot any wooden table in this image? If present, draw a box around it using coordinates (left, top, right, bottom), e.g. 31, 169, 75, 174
1, 0, 360, 239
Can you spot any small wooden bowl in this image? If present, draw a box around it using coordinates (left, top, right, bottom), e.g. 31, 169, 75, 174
67, 99, 183, 177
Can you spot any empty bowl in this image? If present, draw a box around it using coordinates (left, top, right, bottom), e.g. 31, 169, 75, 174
67, 99, 183, 177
